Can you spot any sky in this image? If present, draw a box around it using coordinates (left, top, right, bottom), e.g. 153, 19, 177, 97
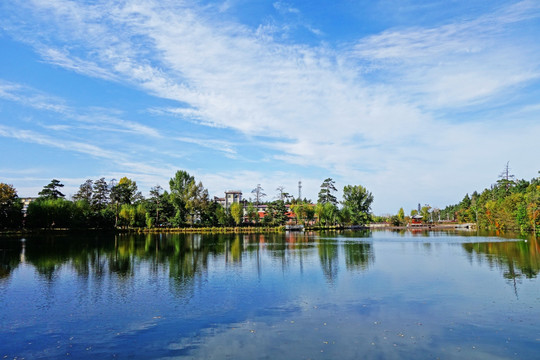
1, 0, 539, 215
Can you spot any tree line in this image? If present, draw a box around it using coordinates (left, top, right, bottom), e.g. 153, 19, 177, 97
439, 168, 540, 232
382, 165, 540, 232
0, 171, 374, 230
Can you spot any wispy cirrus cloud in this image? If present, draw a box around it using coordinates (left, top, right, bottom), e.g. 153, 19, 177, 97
0, 79, 161, 137
351, 0, 540, 108
175, 136, 237, 157
1, 0, 539, 211
0, 124, 117, 160
0, 80, 70, 113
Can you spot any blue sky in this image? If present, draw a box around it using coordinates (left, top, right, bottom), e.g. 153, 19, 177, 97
1, 0, 539, 215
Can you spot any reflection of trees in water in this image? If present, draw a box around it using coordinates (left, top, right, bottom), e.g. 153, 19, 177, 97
3, 231, 377, 290
462, 237, 539, 280
343, 241, 373, 271
317, 239, 374, 283
318, 239, 339, 284
22, 234, 116, 281
240, 232, 317, 274
0, 240, 22, 280
317, 231, 374, 283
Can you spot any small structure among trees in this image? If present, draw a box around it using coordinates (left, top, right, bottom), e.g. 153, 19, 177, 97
411, 214, 423, 225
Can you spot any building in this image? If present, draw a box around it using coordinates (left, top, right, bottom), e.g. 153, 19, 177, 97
411, 214, 423, 225
214, 190, 243, 209
20, 197, 38, 214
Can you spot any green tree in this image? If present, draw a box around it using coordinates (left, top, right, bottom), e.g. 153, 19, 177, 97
73, 179, 93, 203
421, 205, 432, 223
318, 178, 338, 205
110, 177, 141, 227
185, 181, 209, 225
38, 179, 65, 200
91, 178, 110, 210
338, 206, 353, 225
265, 200, 288, 225
0, 183, 23, 229
315, 203, 325, 225
26, 198, 74, 228
398, 208, 405, 222
324, 202, 338, 225
341, 185, 374, 225
169, 170, 195, 226
111, 177, 141, 205
246, 202, 258, 224
304, 204, 316, 225
291, 202, 315, 225
230, 202, 243, 225
118, 204, 147, 228
291, 204, 303, 225
148, 185, 164, 225
215, 204, 232, 226
199, 201, 220, 226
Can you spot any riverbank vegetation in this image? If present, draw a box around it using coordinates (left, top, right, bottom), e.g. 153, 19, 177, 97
439, 168, 540, 232
0, 171, 374, 231
383, 166, 540, 233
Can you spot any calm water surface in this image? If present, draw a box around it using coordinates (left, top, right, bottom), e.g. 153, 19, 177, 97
1, 230, 539, 359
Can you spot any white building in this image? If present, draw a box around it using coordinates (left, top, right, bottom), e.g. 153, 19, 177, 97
214, 190, 243, 209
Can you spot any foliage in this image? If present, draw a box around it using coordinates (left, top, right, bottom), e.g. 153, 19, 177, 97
8, 171, 379, 231
246, 202, 258, 224
185, 181, 210, 225
317, 178, 337, 205
92, 178, 110, 210
38, 179, 65, 200
215, 204, 232, 226
118, 204, 147, 228
291, 203, 315, 225
0, 183, 23, 229
341, 185, 374, 225
420, 205, 432, 222
389, 215, 402, 226
26, 198, 76, 228
111, 177, 142, 205
315, 202, 338, 226
265, 200, 288, 226
73, 179, 93, 202
441, 167, 540, 232
146, 185, 164, 226
199, 201, 220, 226
230, 202, 243, 225
169, 170, 195, 226
338, 206, 353, 225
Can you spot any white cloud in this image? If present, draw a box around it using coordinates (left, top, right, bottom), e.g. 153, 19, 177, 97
175, 136, 237, 156
0, 80, 162, 137
351, 1, 540, 108
1, 0, 539, 212
38, 47, 117, 81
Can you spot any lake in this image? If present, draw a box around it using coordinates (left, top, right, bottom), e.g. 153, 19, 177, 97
1, 230, 539, 359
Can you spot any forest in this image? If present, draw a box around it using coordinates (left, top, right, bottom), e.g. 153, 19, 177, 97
438, 168, 540, 232
384, 166, 540, 233
0, 171, 373, 230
